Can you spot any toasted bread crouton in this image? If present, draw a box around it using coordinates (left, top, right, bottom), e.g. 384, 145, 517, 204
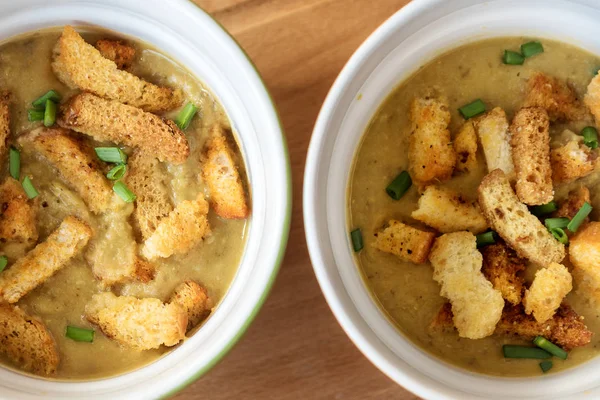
474, 107, 514, 178
0, 216, 92, 303
524, 263, 572, 323
25, 127, 112, 214
125, 151, 173, 240
550, 139, 596, 183
0, 178, 38, 245
524, 72, 586, 121
373, 220, 436, 264
429, 232, 504, 339
141, 194, 210, 260
169, 281, 212, 331
202, 125, 249, 219
510, 107, 553, 205
478, 169, 565, 265
408, 94, 456, 186
85, 292, 187, 350
0, 303, 59, 375
481, 242, 527, 305
584, 72, 600, 122
453, 121, 478, 173
411, 186, 487, 234
52, 26, 181, 112
570, 222, 600, 305
555, 186, 591, 220
0, 91, 10, 160
95, 39, 135, 70
58, 93, 189, 164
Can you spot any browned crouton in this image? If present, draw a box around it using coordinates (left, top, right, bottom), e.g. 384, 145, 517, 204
453, 121, 478, 173
481, 242, 527, 306
52, 26, 181, 112
550, 139, 597, 183
95, 39, 135, 70
126, 151, 173, 240
141, 194, 210, 260
58, 93, 189, 164
202, 125, 249, 219
85, 292, 187, 350
524, 263, 572, 323
474, 107, 514, 177
0, 216, 92, 303
524, 72, 586, 121
411, 186, 487, 234
584, 73, 600, 122
555, 186, 591, 220
570, 222, 600, 306
429, 232, 504, 339
169, 281, 212, 331
408, 94, 456, 186
0, 303, 59, 375
510, 107, 553, 205
0, 178, 38, 245
0, 91, 10, 160
478, 169, 565, 266
373, 220, 436, 264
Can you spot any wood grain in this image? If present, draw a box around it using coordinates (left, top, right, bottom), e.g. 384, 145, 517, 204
177, 1, 418, 399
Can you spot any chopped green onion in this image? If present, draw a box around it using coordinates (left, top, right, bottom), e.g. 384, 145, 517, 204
174, 102, 198, 130
550, 227, 569, 244
113, 181, 136, 203
65, 326, 94, 343
459, 99, 487, 119
521, 41, 544, 58
106, 164, 127, 181
21, 177, 39, 199
533, 336, 568, 360
95, 147, 127, 164
0, 256, 7, 273
502, 345, 552, 359
581, 126, 599, 149
32, 90, 61, 109
539, 360, 553, 373
476, 231, 497, 248
43, 99, 56, 127
27, 109, 44, 122
567, 202, 593, 233
351, 229, 363, 252
544, 217, 570, 230
9, 147, 19, 180
530, 201, 558, 217
503, 50, 525, 65
385, 171, 412, 200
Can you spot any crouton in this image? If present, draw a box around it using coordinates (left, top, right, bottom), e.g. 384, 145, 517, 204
524, 263, 572, 323
478, 169, 565, 265
481, 242, 527, 305
0, 177, 38, 245
125, 151, 173, 240
52, 26, 181, 112
510, 107, 553, 205
0, 216, 92, 303
550, 139, 596, 183
570, 222, 600, 306
411, 186, 487, 234
453, 121, 478, 173
555, 186, 591, 220
0, 303, 59, 375
407, 94, 456, 186
169, 281, 212, 331
429, 232, 504, 339
85, 292, 187, 350
584, 72, 600, 122
95, 39, 135, 70
373, 220, 436, 264
202, 125, 249, 219
474, 107, 514, 178
24, 127, 112, 214
524, 72, 586, 121
58, 93, 189, 164
0, 91, 10, 160
135, 258, 156, 283
141, 194, 210, 260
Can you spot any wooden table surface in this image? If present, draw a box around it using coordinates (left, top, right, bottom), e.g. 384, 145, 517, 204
177, 1, 419, 399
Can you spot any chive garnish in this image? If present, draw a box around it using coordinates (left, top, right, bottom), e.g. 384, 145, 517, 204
350, 229, 363, 252
459, 99, 486, 119
502, 50, 525, 65
65, 326, 95, 343
175, 102, 198, 130
21, 177, 39, 199
533, 336, 568, 360
9, 147, 20, 180
502, 345, 552, 359
521, 41, 544, 58
530, 201, 557, 217
550, 227, 569, 244
476, 231, 497, 248
32, 90, 61, 109
539, 360, 553, 373
113, 181, 136, 203
106, 164, 127, 181
27, 109, 44, 122
567, 202, 593, 233
0, 256, 7, 273
385, 171, 412, 200
95, 147, 127, 164
544, 217, 570, 230
43, 99, 56, 127
581, 126, 599, 149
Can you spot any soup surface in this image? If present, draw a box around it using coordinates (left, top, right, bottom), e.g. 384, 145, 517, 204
349, 37, 600, 376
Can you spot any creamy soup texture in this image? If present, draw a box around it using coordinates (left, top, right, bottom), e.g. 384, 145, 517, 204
349, 37, 600, 376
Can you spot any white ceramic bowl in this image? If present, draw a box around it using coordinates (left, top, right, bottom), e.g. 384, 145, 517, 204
0, 0, 291, 398
304, 0, 600, 398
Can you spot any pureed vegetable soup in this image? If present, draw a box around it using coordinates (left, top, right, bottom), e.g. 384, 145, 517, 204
0, 27, 249, 379
349, 37, 600, 376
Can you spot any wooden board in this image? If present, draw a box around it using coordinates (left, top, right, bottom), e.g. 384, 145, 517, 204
176, 1, 419, 399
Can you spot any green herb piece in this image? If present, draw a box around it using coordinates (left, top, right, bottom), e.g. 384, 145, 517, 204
95, 147, 127, 164
351, 229, 363, 252
65, 326, 95, 343
175, 102, 198, 130
113, 181, 136, 203
43, 99, 56, 127
502, 345, 552, 359
539, 360, 553, 373
533, 336, 568, 360
106, 164, 127, 181
550, 227, 569, 244
32, 90, 61, 109
581, 126, 599, 149
0, 256, 7, 273
21, 177, 39, 199
27, 109, 44, 122
9, 147, 20, 180
544, 217, 569, 230
530, 201, 557, 217
521, 41, 544, 58
385, 171, 412, 200
459, 99, 486, 119
503, 50, 525, 65
567, 202, 593, 233
476, 231, 497, 248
